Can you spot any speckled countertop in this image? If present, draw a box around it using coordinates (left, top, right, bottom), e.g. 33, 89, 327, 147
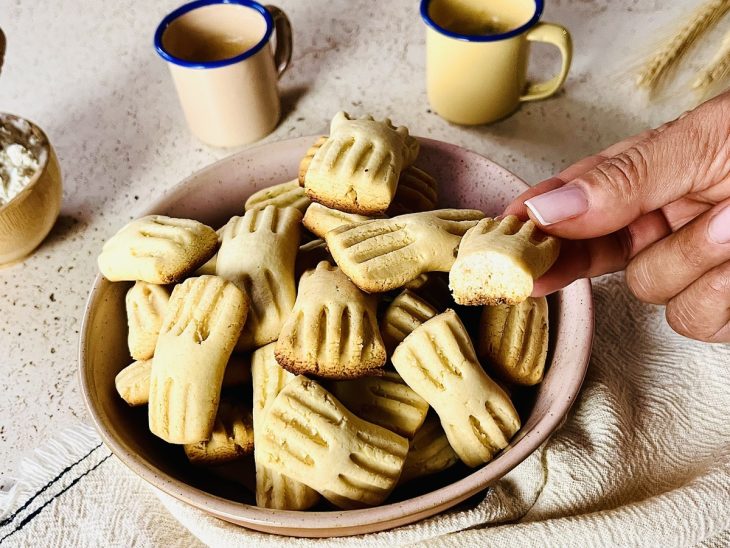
0, 0, 721, 474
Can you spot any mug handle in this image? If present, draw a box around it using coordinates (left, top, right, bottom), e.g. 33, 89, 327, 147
520, 22, 572, 102
265, 5, 292, 77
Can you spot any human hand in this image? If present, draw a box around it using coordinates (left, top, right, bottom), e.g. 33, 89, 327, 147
504, 91, 730, 342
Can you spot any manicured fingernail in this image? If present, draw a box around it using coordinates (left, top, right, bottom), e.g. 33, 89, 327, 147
524, 185, 589, 226
708, 206, 730, 244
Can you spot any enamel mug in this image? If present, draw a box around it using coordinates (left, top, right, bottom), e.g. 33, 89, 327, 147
421, 0, 572, 125
155, 0, 292, 147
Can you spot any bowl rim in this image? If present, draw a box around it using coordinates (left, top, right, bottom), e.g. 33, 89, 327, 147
79, 135, 594, 532
0, 112, 52, 214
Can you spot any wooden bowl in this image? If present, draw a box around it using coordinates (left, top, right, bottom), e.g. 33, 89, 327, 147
0, 113, 62, 266
79, 136, 593, 537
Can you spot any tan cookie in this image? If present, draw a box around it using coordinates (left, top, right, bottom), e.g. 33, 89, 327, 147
217, 206, 302, 350
98, 215, 218, 283
449, 216, 560, 306
387, 166, 438, 216
298, 135, 328, 186
325, 209, 484, 293
391, 309, 521, 467
380, 289, 438, 355
478, 296, 549, 386
330, 370, 429, 438
251, 342, 320, 510
245, 179, 311, 213
275, 261, 386, 379
257, 375, 409, 508
295, 238, 332, 279
115, 354, 251, 407
399, 413, 459, 484
302, 202, 373, 239
148, 276, 248, 444
183, 398, 254, 465
193, 226, 224, 276
303, 112, 419, 214
403, 272, 453, 311
126, 282, 170, 360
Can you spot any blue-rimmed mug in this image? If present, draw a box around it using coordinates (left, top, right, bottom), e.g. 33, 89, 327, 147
155, 0, 292, 147
421, 0, 571, 125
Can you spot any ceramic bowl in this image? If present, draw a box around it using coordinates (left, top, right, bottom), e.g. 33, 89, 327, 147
79, 136, 593, 537
0, 113, 62, 266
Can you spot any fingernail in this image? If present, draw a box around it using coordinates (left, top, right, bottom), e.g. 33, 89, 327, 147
708, 206, 730, 244
524, 185, 589, 226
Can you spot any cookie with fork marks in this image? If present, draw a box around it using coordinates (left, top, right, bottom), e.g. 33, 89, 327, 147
183, 398, 254, 465
148, 275, 248, 444
257, 375, 409, 508
387, 166, 438, 216
98, 215, 218, 284
126, 281, 170, 360
251, 342, 320, 510
217, 205, 302, 350
325, 209, 484, 293
449, 216, 560, 306
399, 413, 459, 484
391, 309, 521, 467
302, 202, 374, 239
275, 261, 386, 379
245, 179, 311, 214
380, 289, 438, 355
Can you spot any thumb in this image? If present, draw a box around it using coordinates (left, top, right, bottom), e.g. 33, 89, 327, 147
524, 92, 730, 239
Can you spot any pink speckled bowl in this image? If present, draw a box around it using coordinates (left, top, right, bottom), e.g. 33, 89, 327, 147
79, 136, 593, 537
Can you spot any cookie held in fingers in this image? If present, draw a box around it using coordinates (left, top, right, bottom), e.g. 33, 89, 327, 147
298, 135, 328, 186
183, 398, 254, 465
257, 375, 410, 508
251, 342, 320, 510
399, 413, 459, 484
217, 206, 302, 350
126, 281, 170, 361
148, 276, 248, 444
391, 309, 521, 467
449, 216, 560, 306
380, 289, 438, 355
330, 370, 429, 438
275, 261, 387, 379
387, 166, 438, 216
245, 179, 311, 213
303, 113, 420, 214
478, 296, 549, 386
325, 209, 484, 293
302, 202, 373, 239
98, 215, 218, 284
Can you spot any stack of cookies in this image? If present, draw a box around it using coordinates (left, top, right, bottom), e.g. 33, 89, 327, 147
100, 111, 560, 511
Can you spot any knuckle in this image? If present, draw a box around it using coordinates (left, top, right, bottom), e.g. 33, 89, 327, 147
674, 227, 707, 269
705, 264, 730, 296
625, 258, 664, 304
589, 145, 651, 210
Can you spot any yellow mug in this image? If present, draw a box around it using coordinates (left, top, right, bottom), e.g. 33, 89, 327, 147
421, 0, 572, 125
155, 0, 292, 147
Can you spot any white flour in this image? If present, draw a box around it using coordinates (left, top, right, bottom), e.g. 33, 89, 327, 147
0, 118, 47, 206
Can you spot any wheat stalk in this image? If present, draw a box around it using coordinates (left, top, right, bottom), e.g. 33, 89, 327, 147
693, 29, 730, 92
637, 0, 730, 92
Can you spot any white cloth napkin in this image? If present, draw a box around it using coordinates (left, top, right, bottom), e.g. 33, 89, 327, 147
2, 273, 729, 547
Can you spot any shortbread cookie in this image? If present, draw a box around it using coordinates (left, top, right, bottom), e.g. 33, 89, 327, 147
298, 135, 328, 186
115, 354, 251, 407
257, 375, 409, 508
450, 216, 560, 306
326, 209, 484, 293
98, 215, 218, 283
148, 276, 248, 444
251, 343, 320, 510
217, 206, 301, 350
399, 413, 459, 484
380, 289, 438, 355
403, 272, 452, 311
478, 297, 549, 386
245, 179, 311, 213
193, 226, 225, 276
391, 310, 521, 467
295, 239, 332, 279
302, 202, 373, 239
331, 371, 429, 438
275, 261, 387, 378
126, 282, 170, 360
303, 112, 420, 214
183, 398, 254, 465
388, 166, 438, 216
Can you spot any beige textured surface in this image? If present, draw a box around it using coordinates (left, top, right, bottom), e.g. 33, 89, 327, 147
125, 281, 170, 361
